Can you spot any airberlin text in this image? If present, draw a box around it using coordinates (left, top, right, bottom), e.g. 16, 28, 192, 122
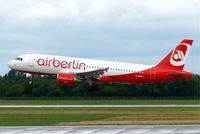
37, 58, 86, 70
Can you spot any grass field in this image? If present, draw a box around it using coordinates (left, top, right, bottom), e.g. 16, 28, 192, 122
0, 107, 199, 126
0, 99, 199, 105
0, 100, 199, 126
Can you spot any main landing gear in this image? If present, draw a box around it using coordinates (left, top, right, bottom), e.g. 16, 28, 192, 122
88, 84, 98, 92
87, 81, 98, 92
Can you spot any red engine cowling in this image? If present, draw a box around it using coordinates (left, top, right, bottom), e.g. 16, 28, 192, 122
57, 73, 76, 85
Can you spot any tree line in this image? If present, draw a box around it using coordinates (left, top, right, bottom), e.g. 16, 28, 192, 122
0, 70, 199, 97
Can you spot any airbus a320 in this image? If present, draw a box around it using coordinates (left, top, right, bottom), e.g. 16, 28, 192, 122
8, 39, 193, 91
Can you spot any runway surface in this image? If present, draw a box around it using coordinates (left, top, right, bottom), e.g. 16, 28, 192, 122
0, 125, 200, 134
0, 105, 199, 108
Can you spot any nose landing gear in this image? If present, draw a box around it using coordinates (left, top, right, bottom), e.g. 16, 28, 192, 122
28, 74, 34, 85
28, 80, 33, 85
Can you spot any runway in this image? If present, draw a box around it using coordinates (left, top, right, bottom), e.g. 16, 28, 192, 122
0, 105, 199, 108
0, 125, 200, 134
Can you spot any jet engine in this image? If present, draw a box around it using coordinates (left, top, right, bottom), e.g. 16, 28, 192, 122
57, 73, 76, 85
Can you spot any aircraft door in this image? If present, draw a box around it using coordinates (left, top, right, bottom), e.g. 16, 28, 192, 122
27, 56, 34, 67
150, 68, 156, 79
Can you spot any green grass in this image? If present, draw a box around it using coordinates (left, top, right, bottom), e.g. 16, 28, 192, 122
0, 114, 114, 126
0, 99, 199, 105
0, 107, 199, 126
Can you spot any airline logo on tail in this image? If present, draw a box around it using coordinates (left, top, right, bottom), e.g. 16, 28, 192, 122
170, 43, 191, 66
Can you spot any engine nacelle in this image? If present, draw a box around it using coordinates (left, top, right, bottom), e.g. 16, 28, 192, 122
57, 73, 76, 85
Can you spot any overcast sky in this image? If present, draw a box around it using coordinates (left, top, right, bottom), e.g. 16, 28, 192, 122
0, 0, 199, 76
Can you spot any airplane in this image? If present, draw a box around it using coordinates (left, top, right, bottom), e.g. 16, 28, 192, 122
8, 39, 193, 91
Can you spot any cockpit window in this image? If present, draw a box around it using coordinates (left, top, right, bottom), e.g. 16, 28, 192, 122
15, 57, 23, 61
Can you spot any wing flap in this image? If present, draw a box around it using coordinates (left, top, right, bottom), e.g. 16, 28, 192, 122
76, 67, 109, 80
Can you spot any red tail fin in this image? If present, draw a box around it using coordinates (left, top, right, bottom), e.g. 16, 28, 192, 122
156, 39, 193, 71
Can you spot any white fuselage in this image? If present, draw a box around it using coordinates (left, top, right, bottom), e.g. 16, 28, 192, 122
8, 54, 152, 76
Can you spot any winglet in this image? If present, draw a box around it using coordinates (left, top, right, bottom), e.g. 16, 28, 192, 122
104, 67, 109, 72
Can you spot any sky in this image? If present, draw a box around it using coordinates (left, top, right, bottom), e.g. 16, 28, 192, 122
0, 0, 199, 76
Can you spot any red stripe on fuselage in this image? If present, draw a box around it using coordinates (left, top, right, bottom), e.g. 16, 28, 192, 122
14, 67, 192, 84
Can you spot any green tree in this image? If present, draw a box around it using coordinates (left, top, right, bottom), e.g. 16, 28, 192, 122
4, 70, 26, 79
5, 84, 24, 97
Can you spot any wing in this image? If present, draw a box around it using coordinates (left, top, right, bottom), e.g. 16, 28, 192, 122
75, 67, 109, 80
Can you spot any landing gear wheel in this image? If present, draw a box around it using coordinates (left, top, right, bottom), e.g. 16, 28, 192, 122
93, 85, 98, 91
87, 86, 93, 92
28, 80, 33, 85
87, 84, 99, 92
28, 74, 34, 85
